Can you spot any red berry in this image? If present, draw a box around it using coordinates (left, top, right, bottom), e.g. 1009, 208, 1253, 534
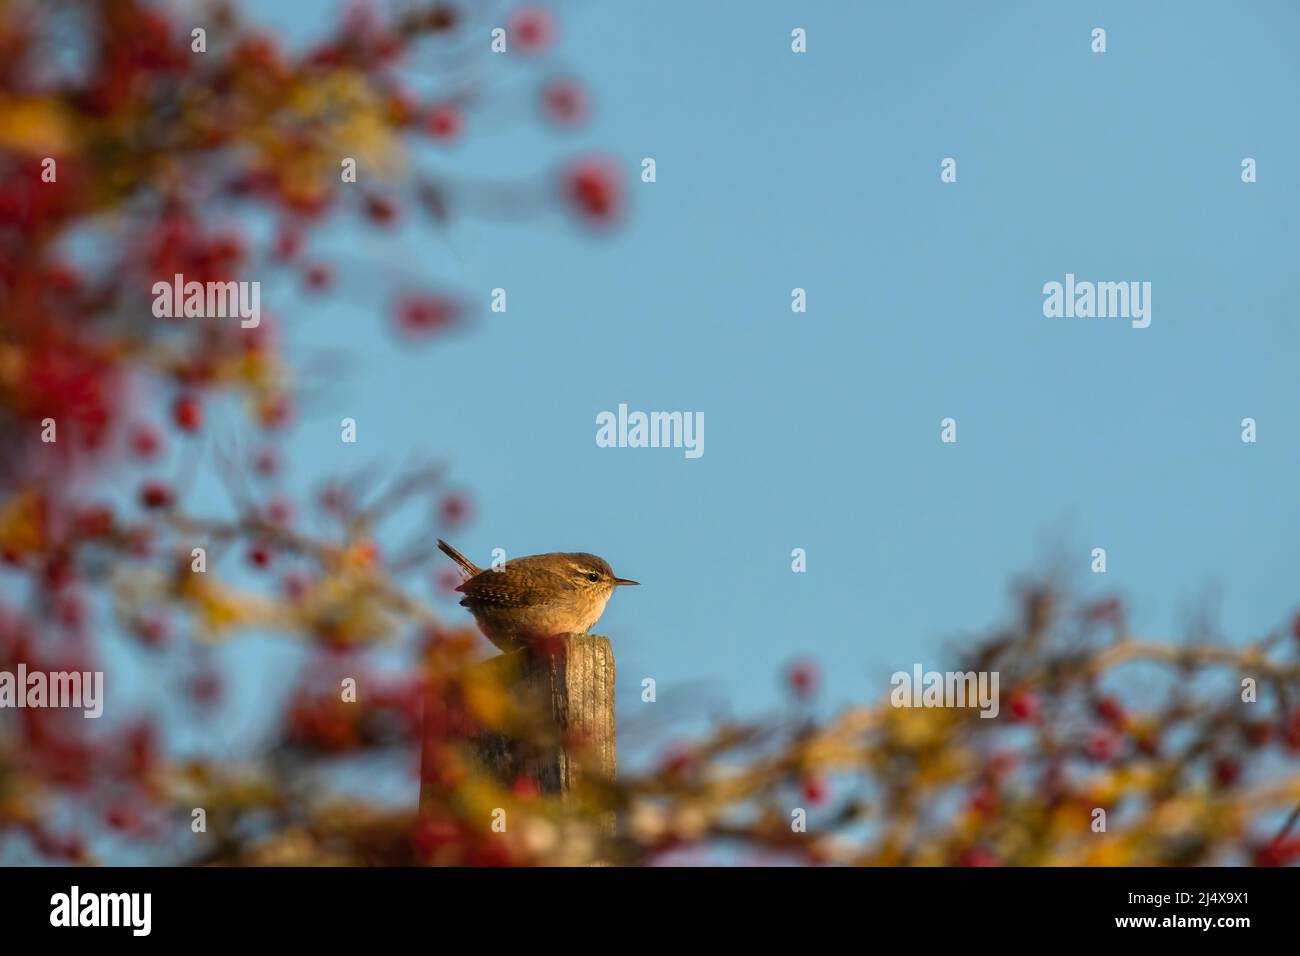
303, 262, 333, 291
42, 555, 73, 591
55, 835, 87, 863
1284, 711, 1300, 752
968, 786, 998, 817
319, 483, 350, 515
439, 492, 471, 527
957, 846, 999, 867
563, 157, 622, 226
513, 776, 541, 800
129, 424, 163, 460
542, 78, 587, 126
411, 815, 461, 859
258, 395, 294, 430
210, 232, 245, 267
265, 497, 293, 527
247, 543, 273, 568
985, 751, 1017, 778
396, 294, 461, 339
425, 104, 462, 141
1245, 720, 1273, 747
105, 805, 139, 832
273, 225, 303, 261
1254, 837, 1300, 867
187, 670, 223, 706
55, 592, 84, 628
241, 32, 282, 70
364, 194, 399, 225
1008, 689, 1040, 722
126, 528, 154, 558
510, 6, 555, 53
252, 447, 279, 477
1084, 597, 1125, 623
1085, 728, 1120, 762
371, 32, 404, 62
1213, 757, 1241, 788
786, 660, 819, 698
659, 746, 693, 778
172, 393, 202, 432
139, 482, 173, 510
75, 504, 114, 538
1092, 695, 1126, 726
466, 842, 515, 867
46, 262, 83, 295
134, 614, 169, 648
801, 776, 827, 805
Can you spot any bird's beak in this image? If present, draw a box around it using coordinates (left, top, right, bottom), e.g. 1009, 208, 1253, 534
614, 577, 640, 586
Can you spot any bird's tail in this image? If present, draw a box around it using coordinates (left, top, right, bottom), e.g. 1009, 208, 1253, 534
436, 539, 481, 576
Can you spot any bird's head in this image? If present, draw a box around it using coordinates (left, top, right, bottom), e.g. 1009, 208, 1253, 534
562, 553, 639, 600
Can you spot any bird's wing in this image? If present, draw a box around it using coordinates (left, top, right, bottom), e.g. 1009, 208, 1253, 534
457, 568, 571, 608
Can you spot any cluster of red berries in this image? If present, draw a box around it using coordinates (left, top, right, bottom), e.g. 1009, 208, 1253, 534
286, 677, 423, 754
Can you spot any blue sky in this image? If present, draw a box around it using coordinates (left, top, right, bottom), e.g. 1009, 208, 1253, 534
102, 1, 1300, 780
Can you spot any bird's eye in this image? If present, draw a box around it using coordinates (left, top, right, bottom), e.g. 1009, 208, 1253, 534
586, 572, 601, 583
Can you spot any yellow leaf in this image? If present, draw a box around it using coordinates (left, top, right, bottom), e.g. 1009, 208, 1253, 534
0, 488, 45, 557
463, 672, 510, 729
0, 96, 72, 154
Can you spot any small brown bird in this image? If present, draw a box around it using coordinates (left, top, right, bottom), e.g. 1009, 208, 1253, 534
437, 539, 639, 651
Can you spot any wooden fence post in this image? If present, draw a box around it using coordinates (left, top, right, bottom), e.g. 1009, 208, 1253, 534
474, 633, 616, 798
420, 632, 616, 812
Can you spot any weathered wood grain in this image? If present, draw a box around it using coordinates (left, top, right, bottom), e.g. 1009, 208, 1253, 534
472, 633, 616, 797
419, 632, 617, 832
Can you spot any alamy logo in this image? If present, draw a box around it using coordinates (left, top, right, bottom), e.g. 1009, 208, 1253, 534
1043, 273, 1151, 329
152, 273, 261, 328
596, 404, 704, 459
890, 664, 1000, 718
0, 665, 103, 718
50, 886, 151, 936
